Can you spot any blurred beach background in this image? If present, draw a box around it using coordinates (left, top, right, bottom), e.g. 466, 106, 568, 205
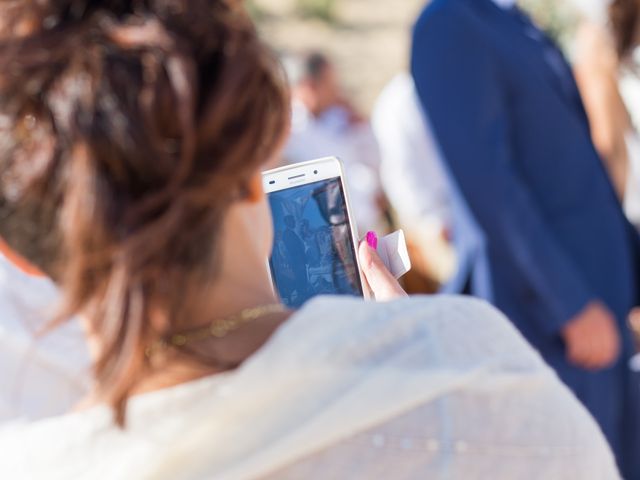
252, 0, 427, 114
250, 0, 579, 114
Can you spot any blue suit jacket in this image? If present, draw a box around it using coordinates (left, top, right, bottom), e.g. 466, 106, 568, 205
412, 0, 639, 471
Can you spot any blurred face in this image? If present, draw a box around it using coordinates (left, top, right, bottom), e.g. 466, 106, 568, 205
311, 63, 340, 114
295, 62, 341, 116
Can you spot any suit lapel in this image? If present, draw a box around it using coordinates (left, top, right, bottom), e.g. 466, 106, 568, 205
466, 0, 586, 116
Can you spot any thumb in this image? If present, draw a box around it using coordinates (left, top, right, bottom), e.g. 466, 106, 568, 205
359, 239, 407, 301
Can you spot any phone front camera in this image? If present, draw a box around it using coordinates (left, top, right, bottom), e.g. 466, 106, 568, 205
314, 170, 318, 174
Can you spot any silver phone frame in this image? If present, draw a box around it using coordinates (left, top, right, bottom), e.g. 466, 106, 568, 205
262, 156, 369, 301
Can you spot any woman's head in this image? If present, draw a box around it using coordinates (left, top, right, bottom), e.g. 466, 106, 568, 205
609, 0, 640, 60
0, 0, 288, 422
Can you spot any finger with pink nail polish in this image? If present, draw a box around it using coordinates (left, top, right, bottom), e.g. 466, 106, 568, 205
365, 231, 378, 250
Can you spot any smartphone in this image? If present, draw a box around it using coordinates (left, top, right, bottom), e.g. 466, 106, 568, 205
263, 157, 365, 308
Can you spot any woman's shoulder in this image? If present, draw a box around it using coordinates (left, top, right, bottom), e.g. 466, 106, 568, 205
274, 295, 546, 372
297, 294, 514, 335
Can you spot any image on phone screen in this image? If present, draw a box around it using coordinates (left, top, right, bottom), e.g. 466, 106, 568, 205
268, 176, 363, 308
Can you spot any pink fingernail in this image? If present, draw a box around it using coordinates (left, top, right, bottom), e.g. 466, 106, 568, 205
366, 231, 378, 250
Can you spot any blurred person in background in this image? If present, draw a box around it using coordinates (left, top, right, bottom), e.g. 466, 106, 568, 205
372, 73, 492, 298
282, 51, 386, 233
572, 0, 640, 229
0, 1, 621, 478
412, 0, 640, 476
0, 250, 89, 421
571, 0, 640, 438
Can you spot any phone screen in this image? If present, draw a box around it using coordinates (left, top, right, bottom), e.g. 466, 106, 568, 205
268, 176, 363, 308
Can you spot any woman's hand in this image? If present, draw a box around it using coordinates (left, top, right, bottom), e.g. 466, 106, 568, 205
359, 231, 408, 301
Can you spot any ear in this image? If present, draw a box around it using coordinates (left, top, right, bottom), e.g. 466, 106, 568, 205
0, 236, 46, 277
244, 171, 266, 204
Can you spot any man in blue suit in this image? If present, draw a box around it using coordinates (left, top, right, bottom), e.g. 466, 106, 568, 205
412, 0, 640, 475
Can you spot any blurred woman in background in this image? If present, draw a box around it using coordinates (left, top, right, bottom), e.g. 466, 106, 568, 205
0, 1, 620, 478
573, 0, 640, 227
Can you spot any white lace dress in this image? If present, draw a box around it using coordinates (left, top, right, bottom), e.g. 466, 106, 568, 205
0, 296, 619, 479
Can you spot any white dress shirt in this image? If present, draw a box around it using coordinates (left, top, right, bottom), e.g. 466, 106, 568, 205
372, 74, 492, 298
0, 295, 619, 479
0, 255, 89, 421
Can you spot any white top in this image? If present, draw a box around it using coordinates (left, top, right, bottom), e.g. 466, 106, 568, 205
372, 74, 453, 233
0, 255, 90, 421
0, 295, 618, 479
372, 74, 492, 298
284, 99, 384, 232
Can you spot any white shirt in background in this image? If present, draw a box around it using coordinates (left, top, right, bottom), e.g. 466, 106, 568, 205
0, 255, 90, 421
372, 74, 492, 298
0, 295, 619, 479
284, 99, 384, 233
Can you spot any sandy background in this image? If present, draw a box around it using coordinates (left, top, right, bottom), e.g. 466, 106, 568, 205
254, 0, 427, 114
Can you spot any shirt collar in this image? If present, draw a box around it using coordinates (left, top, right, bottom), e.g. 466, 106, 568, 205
492, 0, 516, 9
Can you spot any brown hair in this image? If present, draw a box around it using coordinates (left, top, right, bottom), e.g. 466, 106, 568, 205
609, 0, 640, 60
0, 0, 288, 424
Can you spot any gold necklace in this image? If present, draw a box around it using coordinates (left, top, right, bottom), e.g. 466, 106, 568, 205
145, 303, 289, 358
